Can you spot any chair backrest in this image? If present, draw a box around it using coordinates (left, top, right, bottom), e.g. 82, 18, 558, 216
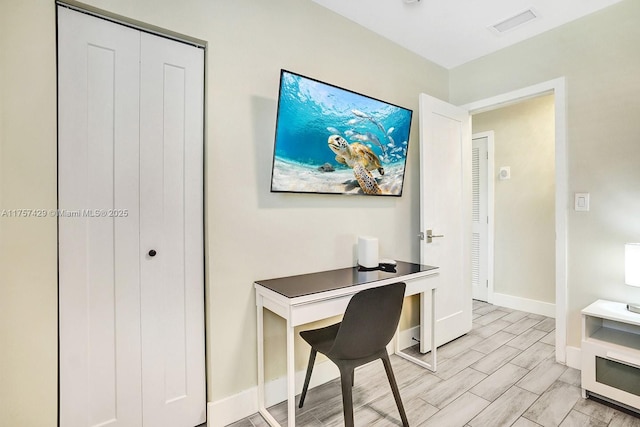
328, 282, 406, 360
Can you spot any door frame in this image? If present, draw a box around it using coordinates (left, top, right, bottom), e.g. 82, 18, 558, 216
461, 77, 568, 365
56, 0, 206, 48
471, 131, 495, 304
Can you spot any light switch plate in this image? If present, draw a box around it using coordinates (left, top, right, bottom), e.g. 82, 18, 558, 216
575, 193, 590, 211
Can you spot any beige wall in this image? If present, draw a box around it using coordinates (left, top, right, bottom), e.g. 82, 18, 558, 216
0, 0, 447, 425
451, 0, 640, 349
0, 1, 59, 426
473, 95, 555, 303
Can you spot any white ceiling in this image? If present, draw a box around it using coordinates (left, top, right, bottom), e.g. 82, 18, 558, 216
311, 0, 624, 69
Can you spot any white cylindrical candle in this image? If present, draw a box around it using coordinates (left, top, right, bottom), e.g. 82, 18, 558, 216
358, 236, 379, 268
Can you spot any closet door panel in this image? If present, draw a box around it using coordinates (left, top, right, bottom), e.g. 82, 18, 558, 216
58, 7, 142, 427
139, 33, 205, 426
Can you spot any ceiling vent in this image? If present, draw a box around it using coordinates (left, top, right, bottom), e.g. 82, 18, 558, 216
490, 8, 538, 34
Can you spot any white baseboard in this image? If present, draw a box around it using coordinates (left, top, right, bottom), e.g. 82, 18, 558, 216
491, 292, 555, 318
207, 359, 339, 427
207, 388, 257, 427
565, 345, 581, 370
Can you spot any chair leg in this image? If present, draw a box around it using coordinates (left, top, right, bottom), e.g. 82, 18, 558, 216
381, 353, 409, 427
298, 349, 317, 408
339, 365, 355, 427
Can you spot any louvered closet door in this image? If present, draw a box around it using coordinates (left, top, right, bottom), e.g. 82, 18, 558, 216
58, 6, 205, 427
471, 136, 489, 302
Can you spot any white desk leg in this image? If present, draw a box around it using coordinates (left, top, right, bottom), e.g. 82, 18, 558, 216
420, 291, 427, 354
286, 318, 296, 427
256, 295, 280, 427
429, 288, 437, 370
257, 295, 266, 410
419, 288, 437, 371
394, 289, 437, 372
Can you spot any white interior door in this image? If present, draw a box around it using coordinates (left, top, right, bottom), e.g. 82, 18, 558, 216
58, 8, 142, 426
58, 7, 205, 427
419, 93, 472, 348
139, 31, 206, 427
472, 135, 489, 302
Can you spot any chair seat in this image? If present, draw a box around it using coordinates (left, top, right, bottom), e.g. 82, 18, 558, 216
299, 322, 340, 355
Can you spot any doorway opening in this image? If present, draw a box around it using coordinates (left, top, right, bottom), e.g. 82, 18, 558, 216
461, 78, 568, 364
471, 94, 556, 315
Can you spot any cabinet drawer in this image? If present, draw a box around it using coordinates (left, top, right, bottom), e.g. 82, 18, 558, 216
582, 340, 640, 410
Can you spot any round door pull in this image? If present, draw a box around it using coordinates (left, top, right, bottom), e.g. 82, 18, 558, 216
148, 249, 157, 257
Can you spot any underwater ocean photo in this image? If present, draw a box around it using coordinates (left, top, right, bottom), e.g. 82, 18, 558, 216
270, 70, 412, 196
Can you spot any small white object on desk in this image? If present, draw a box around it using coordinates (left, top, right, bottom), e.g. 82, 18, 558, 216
357, 236, 378, 268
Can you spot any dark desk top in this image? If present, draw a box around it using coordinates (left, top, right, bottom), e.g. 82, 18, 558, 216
255, 261, 437, 299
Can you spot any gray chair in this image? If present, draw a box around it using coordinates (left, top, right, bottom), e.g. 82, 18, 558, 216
298, 282, 409, 427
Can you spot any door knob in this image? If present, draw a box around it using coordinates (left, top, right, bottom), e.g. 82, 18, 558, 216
425, 229, 444, 244
148, 249, 157, 257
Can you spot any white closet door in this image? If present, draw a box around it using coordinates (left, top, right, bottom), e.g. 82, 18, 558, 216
58, 7, 142, 427
139, 33, 205, 426
59, 6, 205, 427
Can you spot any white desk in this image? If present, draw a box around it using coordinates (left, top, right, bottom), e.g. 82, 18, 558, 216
254, 261, 439, 427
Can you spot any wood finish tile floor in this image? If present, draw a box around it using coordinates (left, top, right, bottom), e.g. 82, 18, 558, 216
228, 301, 640, 427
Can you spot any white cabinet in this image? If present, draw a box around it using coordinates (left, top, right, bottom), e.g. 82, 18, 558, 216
58, 6, 205, 427
581, 300, 640, 411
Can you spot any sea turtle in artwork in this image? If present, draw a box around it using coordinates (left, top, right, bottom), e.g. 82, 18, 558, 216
328, 135, 385, 195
